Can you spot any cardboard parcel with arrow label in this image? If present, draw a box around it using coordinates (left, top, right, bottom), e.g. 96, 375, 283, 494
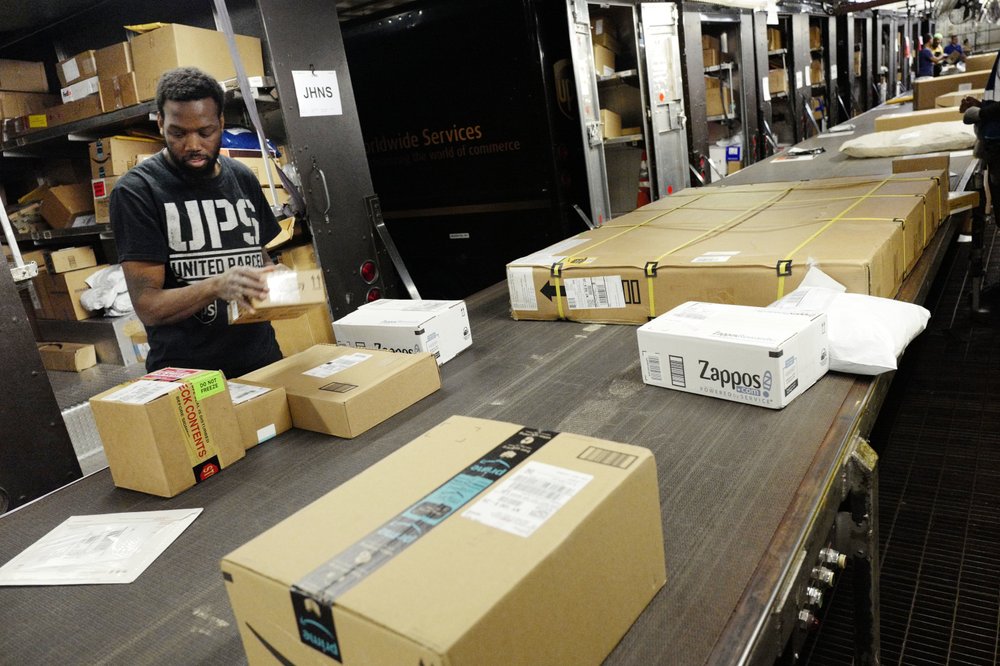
506, 168, 948, 325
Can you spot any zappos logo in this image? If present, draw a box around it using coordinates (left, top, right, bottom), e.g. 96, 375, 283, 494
762, 370, 773, 397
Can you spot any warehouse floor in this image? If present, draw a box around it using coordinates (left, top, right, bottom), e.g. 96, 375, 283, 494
804, 227, 1000, 664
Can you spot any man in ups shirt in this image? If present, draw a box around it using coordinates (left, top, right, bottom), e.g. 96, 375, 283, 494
110, 67, 282, 377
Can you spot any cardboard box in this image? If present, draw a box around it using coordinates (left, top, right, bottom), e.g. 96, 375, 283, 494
89, 136, 163, 180
705, 79, 732, 117
768, 27, 783, 51
966, 52, 996, 72
7, 113, 48, 136
227, 268, 328, 325
333, 299, 472, 365
221, 151, 285, 187
727, 160, 742, 175
702, 34, 722, 52
703, 48, 721, 68
592, 31, 621, 54
853, 51, 862, 76
593, 44, 616, 77
90, 368, 245, 497
935, 88, 984, 107
60, 76, 100, 104
768, 68, 788, 95
873, 106, 963, 132
809, 25, 822, 50
279, 244, 318, 270
43, 263, 108, 320
506, 172, 946, 324
810, 59, 825, 85
45, 95, 104, 127
39, 184, 94, 230
98, 72, 140, 111
238, 344, 441, 438
272, 304, 334, 357
44, 246, 96, 274
57, 50, 98, 87
92, 176, 120, 224
637, 302, 828, 409
36, 342, 97, 372
222, 415, 665, 666
0, 92, 57, 120
913, 70, 990, 110
227, 382, 291, 449
0, 59, 48, 93
590, 13, 616, 38
600, 108, 621, 139
94, 42, 133, 79
131, 23, 264, 102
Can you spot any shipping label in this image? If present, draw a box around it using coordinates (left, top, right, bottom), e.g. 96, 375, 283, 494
565, 275, 626, 309
303, 353, 372, 378
507, 266, 538, 311
104, 379, 179, 405
228, 382, 272, 405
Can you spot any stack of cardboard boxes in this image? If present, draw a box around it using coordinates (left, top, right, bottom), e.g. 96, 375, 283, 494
590, 12, 619, 77
0, 59, 57, 142
24, 246, 108, 321
89, 135, 163, 223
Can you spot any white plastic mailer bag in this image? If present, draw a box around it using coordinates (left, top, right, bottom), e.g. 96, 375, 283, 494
840, 121, 975, 158
769, 267, 930, 375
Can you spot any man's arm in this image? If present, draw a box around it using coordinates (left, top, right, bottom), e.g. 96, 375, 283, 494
123, 260, 272, 327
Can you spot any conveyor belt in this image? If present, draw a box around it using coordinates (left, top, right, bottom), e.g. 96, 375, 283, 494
0, 104, 968, 665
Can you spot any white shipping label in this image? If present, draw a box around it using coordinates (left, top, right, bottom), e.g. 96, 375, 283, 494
61, 58, 80, 83
507, 267, 539, 311
795, 70, 803, 89
761, 77, 771, 102
256, 424, 277, 444
831, 64, 838, 80
104, 380, 179, 405
959, 83, 973, 92
692, 251, 739, 263
265, 271, 302, 304
228, 382, 272, 405
565, 275, 626, 310
462, 461, 593, 538
512, 237, 588, 267
303, 353, 372, 378
804, 68, 811, 87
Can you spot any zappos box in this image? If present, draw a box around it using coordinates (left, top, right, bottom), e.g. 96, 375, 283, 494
637, 301, 829, 409
222, 415, 666, 665
90, 368, 245, 497
238, 344, 441, 438
332, 299, 472, 365
227, 381, 292, 449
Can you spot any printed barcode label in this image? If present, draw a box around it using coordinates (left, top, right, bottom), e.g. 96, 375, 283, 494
577, 446, 637, 469
646, 353, 663, 382
669, 355, 686, 387
228, 382, 272, 405
507, 266, 539, 311
426, 331, 440, 353
564, 276, 626, 310
462, 461, 592, 538
303, 353, 372, 378
104, 380, 179, 405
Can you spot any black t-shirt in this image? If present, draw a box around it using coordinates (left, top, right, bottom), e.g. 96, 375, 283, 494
110, 151, 282, 378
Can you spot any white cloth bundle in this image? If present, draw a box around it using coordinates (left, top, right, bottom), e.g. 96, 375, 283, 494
839, 121, 975, 158
80, 264, 133, 315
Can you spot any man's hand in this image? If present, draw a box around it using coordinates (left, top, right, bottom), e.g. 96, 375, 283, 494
960, 96, 982, 113
210, 265, 275, 313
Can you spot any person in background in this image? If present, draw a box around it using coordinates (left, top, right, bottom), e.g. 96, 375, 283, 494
932, 33, 945, 76
944, 34, 967, 63
917, 34, 943, 78
109, 66, 283, 378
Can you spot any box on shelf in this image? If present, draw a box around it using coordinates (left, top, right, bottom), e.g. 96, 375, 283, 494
637, 301, 829, 409
600, 108, 621, 139
36, 342, 97, 372
94, 42, 133, 79
92, 176, 121, 224
506, 171, 947, 324
705, 78, 732, 117
90, 368, 245, 497
333, 299, 472, 365
60, 76, 100, 104
222, 415, 665, 666
0, 59, 48, 93
98, 72, 140, 111
227, 268, 328, 325
703, 48, 721, 68
810, 59, 824, 85
768, 27, 783, 51
272, 304, 334, 357
6, 112, 48, 138
39, 183, 93, 229
853, 50, 862, 76
593, 44, 616, 77
702, 34, 722, 52
45, 95, 104, 126
238, 344, 441, 438
590, 13, 617, 38
768, 68, 788, 95
809, 25, 822, 50
0, 92, 58, 120
873, 106, 962, 132
89, 135, 163, 180
57, 50, 98, 88
227, 382, 292, 449
44, 246, 96, 274
913, 69, 990, 110
220, 149, 285, 187
131, 23, 264, 102
278, 243, 317, 271
41, 263, 108, 321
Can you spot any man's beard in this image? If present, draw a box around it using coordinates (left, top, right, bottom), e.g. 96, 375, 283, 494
170, 146, 220, 178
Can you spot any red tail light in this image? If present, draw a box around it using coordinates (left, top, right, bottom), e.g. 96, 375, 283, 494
366, 287, 382, 302
360, 259, 378, 284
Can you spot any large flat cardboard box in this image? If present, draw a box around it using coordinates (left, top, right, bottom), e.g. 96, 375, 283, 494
221, 151, 285, 187
966, 52, 996, 72
0, 59, 48, 92
637, 302, 828, 409
39, 183, 94, 229
222, 415, 665, 665
94, 42, 133, 79
90, 368, 245, 496
44, 245, 96, 274
98, 72, 140, 111
333, 299, 472, 365
227, 268, 328, 325
36, 342, 97, 372
506, 171, 946, 324
227, 382, 291, 449
44, 263, 108, 321
131, 23, 264, 102
0, 92, 57, 120
272, 304, 334, 357
913, 70, 990, 110
874, 106, 963, 131
238, 344, 441, 438
45, 94, 104, 127
56, 50, 97, 87
89, 135, 163, 180
935, 88, 984, 107
593, 44, 616, 77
